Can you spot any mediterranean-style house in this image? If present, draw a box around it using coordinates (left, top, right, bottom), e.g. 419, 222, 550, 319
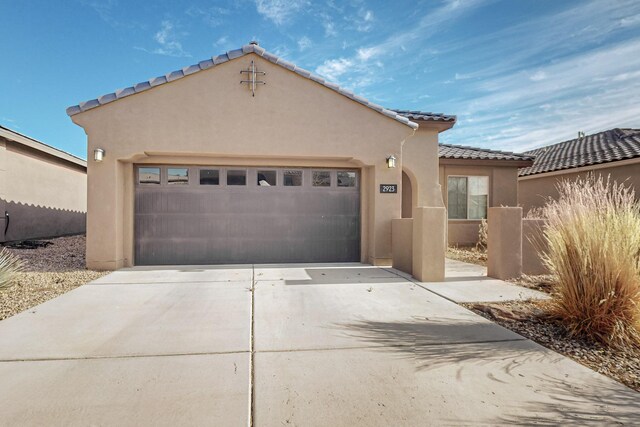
66, 42, 456, 280
0, 125, 86, 243
434, 143, 533, 246
518, 128, 640, 213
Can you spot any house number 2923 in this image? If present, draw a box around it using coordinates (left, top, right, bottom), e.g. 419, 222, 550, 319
380, 184, 398, 193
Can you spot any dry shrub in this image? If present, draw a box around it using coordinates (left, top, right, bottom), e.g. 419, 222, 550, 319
476, 219, 488, 251
542, 175, 640, 347
0, 247, 24, 290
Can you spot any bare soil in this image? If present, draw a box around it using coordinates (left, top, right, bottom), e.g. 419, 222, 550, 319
0, 235, 107, 321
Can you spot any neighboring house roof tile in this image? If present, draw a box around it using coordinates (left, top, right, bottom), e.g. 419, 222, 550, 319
394, 110, 457, 123
66, 43, 420, 130
519, 128, 640, 177
439, 143, 534, 161
0, 125, 87, 168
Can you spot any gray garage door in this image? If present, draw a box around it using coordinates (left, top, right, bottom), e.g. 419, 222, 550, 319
134, 166, 360, 265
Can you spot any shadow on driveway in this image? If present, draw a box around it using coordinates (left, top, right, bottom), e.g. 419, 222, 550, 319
337, 318, 640, 425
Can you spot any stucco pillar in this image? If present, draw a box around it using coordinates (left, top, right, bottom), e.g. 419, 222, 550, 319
412, 207, 446, 281
402, 128, 445, 210
369, 162, 402, 265
86, 150, 126, 270
487, 207, 522, 280
392, 218, 413, 275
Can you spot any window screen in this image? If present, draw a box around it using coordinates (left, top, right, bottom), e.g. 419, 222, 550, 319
468, 177, 489, 219
138, 167, 160, 184
447, 177, 468, 219
447, 176, 488, 219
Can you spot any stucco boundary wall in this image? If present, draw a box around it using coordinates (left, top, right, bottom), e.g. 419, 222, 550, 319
522, 218, 549, 276
487, 207, 522, 280
391, 207, 446, 282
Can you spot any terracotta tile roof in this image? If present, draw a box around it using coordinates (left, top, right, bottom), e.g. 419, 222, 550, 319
519, 128, 640, 177
66, 43, 419, 130
393, 110, 457, 123
439, 143, 534, 162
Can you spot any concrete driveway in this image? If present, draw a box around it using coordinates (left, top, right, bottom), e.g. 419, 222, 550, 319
0, 263, 637, 426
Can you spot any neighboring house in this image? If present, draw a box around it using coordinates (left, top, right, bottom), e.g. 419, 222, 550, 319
0, 126, 87, 243
519, 128, 640, 213
66, 42, 455, 279
436, 144, 534, 246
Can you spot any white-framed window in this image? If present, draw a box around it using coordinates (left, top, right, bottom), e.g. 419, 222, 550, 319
447, 176, 489, 220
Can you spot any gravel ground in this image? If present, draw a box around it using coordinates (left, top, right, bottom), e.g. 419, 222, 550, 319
464, 299, 640, 392
509, 274, 556, 293
448, 252, 639, 392
446, 246, 487, 266
0, 235, 107, 321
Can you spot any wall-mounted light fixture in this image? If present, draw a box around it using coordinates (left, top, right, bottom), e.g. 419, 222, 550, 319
386, 155, 397, 168
94, 148, 105, 162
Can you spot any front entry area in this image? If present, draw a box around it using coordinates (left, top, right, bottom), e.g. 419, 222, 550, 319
134, 165, 360, 265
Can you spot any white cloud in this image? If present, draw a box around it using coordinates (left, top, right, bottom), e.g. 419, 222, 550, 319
153, 20, 190, 57
136, 20, 190, 58
254, 0, 307, 25
352, 8, 375, 32
529, 70, 546, 81
315, 0, 487, 89
186, 6, 231, 27
215, 36, 228, 46
356, 47, 380, 61
297, 36, 312, 51
315, 58, 354, 81
443, 37, 640, 152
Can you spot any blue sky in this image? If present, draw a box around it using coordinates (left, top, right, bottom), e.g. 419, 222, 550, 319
1, 0, 639, 159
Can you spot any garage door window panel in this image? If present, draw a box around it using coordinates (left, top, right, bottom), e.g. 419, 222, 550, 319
227, 170, 247, 186
138, 167, 161, 185
283, 170, 303, 187
200, 169, 220, 185
257, 170, 277, 186
168, 168, 189, 185
337, 171, 357, 188
312, 171, 331, 187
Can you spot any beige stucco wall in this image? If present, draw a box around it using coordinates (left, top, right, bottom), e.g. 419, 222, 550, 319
487, 207, 522, 280
438, 161, 519, 246
70, 52, 441, 270
0, 139, 86, 242
518, 160, 640, 214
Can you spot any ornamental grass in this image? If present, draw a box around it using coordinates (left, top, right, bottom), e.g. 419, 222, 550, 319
0, 247, 23, 290
542, 175, 640, 348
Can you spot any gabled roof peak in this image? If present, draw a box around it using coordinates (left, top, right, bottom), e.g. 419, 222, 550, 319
66, 43, 419, 130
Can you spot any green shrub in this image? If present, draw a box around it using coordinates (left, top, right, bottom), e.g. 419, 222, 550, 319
0, 247, 23, 290
541, 175, 640, 347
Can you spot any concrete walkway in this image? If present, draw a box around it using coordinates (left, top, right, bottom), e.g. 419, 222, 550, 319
420, 258, 550, 303
0, 263, 637, 425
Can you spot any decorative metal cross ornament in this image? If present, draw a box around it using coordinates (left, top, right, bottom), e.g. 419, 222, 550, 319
240, 60, 266, 97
